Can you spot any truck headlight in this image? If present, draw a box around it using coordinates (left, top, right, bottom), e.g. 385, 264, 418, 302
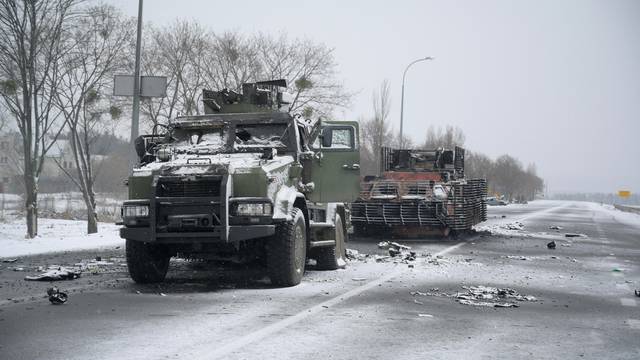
233, 202, 272, 216
122, 205, 149, 218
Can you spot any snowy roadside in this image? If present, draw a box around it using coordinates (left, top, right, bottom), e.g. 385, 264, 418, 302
0, 218, 123, 258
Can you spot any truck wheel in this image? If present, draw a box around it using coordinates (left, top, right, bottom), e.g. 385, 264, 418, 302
315, 215, 346, 270
126, 239, 170, 284
267, 207, 306, 287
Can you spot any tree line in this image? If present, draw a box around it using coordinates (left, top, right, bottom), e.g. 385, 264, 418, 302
359, 81, 545, 202
0, 0, 349, 237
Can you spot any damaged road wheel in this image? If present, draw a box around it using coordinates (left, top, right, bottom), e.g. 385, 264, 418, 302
126, 239, 171, 284
267, 207, 306, 287
315, 214, 346, 270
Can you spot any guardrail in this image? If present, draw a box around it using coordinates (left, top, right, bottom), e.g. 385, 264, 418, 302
614, 204, 640, 215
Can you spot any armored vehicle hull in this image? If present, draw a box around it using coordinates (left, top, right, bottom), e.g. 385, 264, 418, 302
120, 81, 361, 286
351, 147, 487, 237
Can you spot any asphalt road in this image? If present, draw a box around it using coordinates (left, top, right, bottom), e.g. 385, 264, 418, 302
0, 200, 638, 360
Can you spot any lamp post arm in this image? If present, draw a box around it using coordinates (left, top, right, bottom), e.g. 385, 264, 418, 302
399, 56, 433, 149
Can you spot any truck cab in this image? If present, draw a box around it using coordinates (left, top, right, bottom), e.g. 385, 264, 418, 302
120, 80, 360, 286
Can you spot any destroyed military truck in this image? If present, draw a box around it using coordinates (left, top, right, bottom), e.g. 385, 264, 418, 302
351, 146, 486, 237
120, 80, 360, 286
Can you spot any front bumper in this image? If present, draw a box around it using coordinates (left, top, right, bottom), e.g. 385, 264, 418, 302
120, 225, 275, 243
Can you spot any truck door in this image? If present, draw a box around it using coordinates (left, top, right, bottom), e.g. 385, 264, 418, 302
308, 121, 360, 203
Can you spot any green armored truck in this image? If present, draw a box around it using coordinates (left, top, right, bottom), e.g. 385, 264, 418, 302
120, 80, 360, 286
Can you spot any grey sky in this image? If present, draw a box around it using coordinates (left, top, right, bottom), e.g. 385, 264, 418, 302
108, 0, 639, 194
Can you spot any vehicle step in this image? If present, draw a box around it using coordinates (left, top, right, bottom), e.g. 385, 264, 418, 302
309, 240, 336, 248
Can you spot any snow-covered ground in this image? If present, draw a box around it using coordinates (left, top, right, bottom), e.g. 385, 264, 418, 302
0, 218, 123, 258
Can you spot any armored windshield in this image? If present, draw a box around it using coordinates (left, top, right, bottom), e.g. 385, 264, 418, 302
168, 121, 292, 155
234, 123, 288, 149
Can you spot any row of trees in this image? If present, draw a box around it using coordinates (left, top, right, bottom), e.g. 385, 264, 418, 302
0, 1, 350, 237
359, 81, 544, 201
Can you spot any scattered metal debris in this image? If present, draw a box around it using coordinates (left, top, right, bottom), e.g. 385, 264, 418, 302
417, 313, 433, 318
378, 241, 411, 251
549, 225, 563, 230
504, 255, 529, 261
565, 233, 585, 238
547, 241, 556, 249
25, 267, 81, 281
503, 222, 524, 231
412, 285, 537, 308
47, 287, 68, 305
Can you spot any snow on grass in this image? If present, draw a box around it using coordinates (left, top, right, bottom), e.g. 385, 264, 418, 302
594, 203, 640, 229
0, 218, 123, 258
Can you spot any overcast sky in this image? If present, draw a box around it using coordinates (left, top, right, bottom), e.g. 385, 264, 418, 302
108, 0, 639, 194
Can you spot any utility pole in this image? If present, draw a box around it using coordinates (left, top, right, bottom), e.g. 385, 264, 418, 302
129, 0, 143, 171
399, 56, 433, 148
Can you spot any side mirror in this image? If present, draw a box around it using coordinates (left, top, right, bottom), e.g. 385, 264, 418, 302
321, 127, 332, 148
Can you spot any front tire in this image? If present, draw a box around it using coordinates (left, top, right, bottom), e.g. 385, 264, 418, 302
267, 207, 307, 287
126, 239, 171, 284
315, 214, 346, 270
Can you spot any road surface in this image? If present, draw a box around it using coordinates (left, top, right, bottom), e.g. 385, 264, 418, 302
0, 200, 638, 359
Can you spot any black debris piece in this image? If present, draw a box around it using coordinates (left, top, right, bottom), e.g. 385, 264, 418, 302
95, 256, 102, 262
47, 287, 68, 305
564, 233, 584, 238
547, 241, 556, 249
635, 290, 640, 298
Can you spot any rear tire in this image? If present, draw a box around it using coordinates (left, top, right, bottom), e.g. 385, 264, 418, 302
315, 214, 346, 270
267, 207, 307, 287
126, 239, 170, 284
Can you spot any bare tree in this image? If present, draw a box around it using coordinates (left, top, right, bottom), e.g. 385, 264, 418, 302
422, 125, 466, 149
0, 0, 81, 237
255, 33, 352, 118
140, 20, 208, 127
52, 4, 133, 233
359, 80, 393, 176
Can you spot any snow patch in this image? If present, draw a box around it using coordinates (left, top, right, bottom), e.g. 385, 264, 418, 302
0, 218, 123, 258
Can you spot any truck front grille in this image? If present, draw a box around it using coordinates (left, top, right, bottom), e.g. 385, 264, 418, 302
157, 178, 221, 197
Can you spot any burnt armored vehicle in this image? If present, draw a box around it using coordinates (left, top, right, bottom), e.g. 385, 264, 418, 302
120, 80, 360, 286
351, 146, 486, 237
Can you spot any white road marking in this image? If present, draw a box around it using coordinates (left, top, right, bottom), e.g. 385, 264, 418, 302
620, 298, 637, 307
196, 242, 467, 360
627, 319, 640, 330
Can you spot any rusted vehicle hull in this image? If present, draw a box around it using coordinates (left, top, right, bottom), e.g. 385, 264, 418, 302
352, 147, 487, 238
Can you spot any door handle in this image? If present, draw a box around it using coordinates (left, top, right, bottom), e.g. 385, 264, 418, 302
342, 164, 360, 170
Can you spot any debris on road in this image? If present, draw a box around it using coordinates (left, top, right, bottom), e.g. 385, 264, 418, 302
412, 285, 537, 308
635, 290, 639, 297
418, 313, 433, 318
11, 267, 26, 271
549, 225, 563, 230
564, 233, 586, 238
352, 278, 367, 282
547, 241, 556, 249
25, 267, 81, 281
503, 222, 524, 231
612, 268, 623, 273
2, 258, 18, 263
346, 249, 368, 261
503, 255, 529, 261
47, 287, 68, 305
377, 241, 411, 251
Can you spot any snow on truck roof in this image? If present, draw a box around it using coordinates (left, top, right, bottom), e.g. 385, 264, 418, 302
172, 112, 292, 129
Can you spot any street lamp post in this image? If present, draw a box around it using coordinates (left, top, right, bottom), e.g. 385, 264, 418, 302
399, 56, 433, 148
129, 0, 143, 171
